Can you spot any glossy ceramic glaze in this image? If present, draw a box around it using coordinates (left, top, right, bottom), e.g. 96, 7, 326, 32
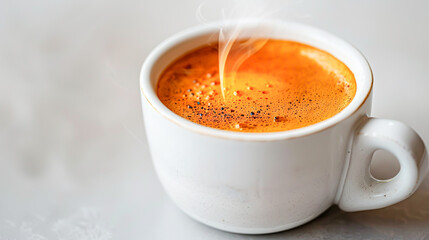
140, 21, 428, 234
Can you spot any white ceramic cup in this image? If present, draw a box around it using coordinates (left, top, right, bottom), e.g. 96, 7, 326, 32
140, 20, 428, 234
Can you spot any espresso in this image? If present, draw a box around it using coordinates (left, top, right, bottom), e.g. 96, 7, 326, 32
157, 39, 356, 132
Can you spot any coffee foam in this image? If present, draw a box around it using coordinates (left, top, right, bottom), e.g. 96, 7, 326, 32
157, 39, 356, 132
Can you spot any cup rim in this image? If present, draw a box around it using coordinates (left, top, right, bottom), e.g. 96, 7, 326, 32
140, 20, 373, 141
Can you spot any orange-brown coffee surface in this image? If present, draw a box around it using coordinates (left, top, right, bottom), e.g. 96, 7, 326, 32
157, 39, 356, 132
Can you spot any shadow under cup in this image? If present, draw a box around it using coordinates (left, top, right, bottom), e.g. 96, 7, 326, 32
140, 21, 427, 234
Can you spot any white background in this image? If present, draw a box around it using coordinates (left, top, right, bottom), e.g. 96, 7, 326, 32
1, 0, 429, 239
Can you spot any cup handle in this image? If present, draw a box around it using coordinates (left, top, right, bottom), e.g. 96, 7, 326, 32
338, 117, 428, 212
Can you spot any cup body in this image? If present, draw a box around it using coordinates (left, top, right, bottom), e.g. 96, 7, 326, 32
140, 21, 373, 234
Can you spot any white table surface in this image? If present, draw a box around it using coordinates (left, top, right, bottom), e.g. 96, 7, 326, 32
1, 0, 429, 239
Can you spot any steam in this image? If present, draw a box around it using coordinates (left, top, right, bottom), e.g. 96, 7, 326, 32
197, 0, 279, 100
218, 24, 268, 99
